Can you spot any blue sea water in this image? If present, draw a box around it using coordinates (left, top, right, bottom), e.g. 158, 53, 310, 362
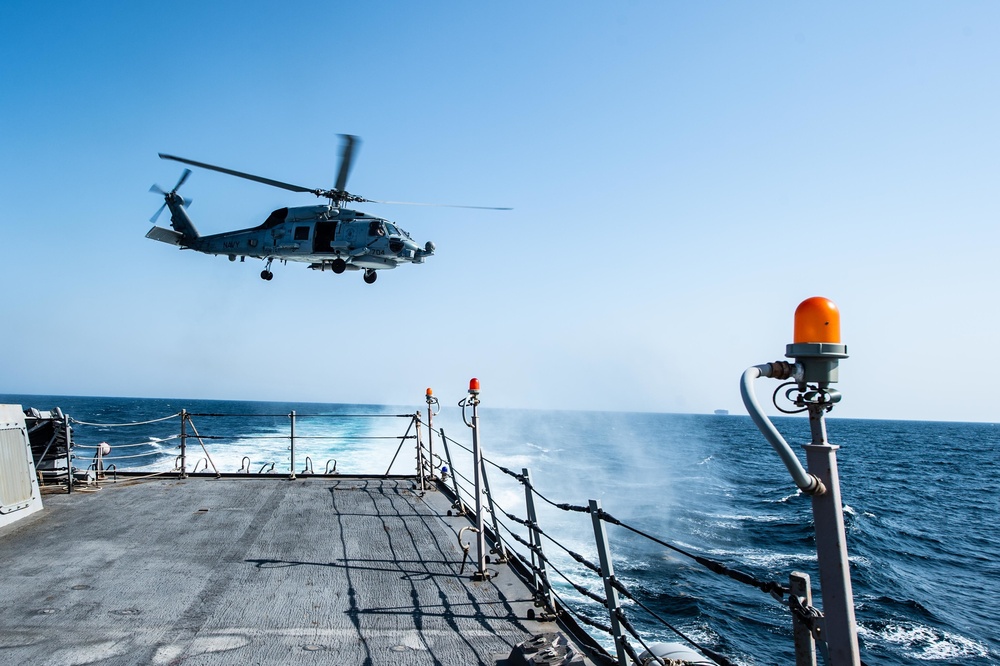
3, 393, 997, 665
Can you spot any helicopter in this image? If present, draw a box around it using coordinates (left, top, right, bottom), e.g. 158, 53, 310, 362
147, 135, 509, 283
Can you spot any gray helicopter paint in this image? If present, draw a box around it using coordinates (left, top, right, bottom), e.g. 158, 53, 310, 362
150, 203, 430, 270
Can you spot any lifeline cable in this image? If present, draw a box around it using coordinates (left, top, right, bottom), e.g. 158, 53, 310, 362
72, 435, 180, 450
69, 412, 182, 427
597, 507, 788, 600
523, 478, 789, 600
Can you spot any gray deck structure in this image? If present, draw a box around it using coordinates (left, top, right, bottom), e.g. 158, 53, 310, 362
0, 477, 595, 665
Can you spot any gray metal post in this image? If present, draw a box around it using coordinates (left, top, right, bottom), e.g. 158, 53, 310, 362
805, 405, 860, 666
790, 571, 817, 666
590, 499, 628, 666
289, 411, 297, 480
179, 409, 187, 479
523, 468, 554, 611
415, 415, 426, 491
470, 398, 488, 580
480, 457, 508, 563
439, 428, 467, 515
426, 391, 436, 480
64, 413, 73, 494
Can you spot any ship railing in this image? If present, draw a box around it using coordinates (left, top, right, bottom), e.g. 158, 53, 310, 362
413, 405, 816, 666
64, 410, 420, 483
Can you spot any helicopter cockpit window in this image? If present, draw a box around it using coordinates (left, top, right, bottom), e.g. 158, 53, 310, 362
384, 223, 399, 236
294, 226, 310, 241
261, 207, 289, 229
368, 221, 386, 237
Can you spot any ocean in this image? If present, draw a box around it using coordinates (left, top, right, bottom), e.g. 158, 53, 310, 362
3, 393, 997, 665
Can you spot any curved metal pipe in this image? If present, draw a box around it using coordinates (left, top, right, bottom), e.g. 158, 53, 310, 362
740, 365, 824, 495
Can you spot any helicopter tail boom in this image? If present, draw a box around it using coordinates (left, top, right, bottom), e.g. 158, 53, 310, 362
148, 170, 200, 243
165, 197, 200, 240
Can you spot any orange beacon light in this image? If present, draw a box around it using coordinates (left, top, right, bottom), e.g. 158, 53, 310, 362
793, 296, 841, 344
786, 297, 848, 386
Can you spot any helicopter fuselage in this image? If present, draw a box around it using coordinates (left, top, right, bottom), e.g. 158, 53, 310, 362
148, 202, 434, 278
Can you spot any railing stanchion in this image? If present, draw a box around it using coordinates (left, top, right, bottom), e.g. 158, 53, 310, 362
791, 571, 817, 666
439, 428, 466, 515
480, 455, 508, 563
64, 411, 73, 494
289, 410, 297, 480
425, 388, 439, 480
522, 468, 554, 612
468, 381, 488, 580
590, 498, 628, 666
179, 409, 187, 479
415, 413, 425, 491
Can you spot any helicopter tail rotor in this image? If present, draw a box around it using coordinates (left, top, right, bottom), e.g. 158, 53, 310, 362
149, 202, 168, 224
149, 169, 193, 222
148, 168, 199, 239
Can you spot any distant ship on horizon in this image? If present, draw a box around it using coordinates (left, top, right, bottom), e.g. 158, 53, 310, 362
714, 409, 729, 415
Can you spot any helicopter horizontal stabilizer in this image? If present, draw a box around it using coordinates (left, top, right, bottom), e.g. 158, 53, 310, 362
146, 226, 185, 246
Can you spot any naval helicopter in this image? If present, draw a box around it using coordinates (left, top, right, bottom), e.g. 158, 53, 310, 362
147, 135, 509, 283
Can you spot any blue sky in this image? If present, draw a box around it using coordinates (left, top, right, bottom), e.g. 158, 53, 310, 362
2, 2, 998, 422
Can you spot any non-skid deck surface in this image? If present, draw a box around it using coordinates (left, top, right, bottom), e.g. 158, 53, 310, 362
0, 478, 563, 665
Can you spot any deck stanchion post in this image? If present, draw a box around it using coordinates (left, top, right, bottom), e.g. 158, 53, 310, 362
590, 499, 628, 666
791, 571, 817, 666
179, 409, 187, 479
289, 411, 297, 480
426, 388, 438, 481
522, 468, 554, 612
64, 411, 73, 494
467, 379, 488, 580
805, 405, 859, 666
439, 428, 466, 515
480, 457, 508, 563
414, 414, 425, 491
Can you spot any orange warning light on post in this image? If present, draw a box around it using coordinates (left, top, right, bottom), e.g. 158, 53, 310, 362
793, 297, 841, 344
426, 388, 433, 396
469, 378, 480, 393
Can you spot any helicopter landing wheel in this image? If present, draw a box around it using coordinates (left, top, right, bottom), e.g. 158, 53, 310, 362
261, 257, 275, 281
363, 269, 378, 284
331, 258, 347, 274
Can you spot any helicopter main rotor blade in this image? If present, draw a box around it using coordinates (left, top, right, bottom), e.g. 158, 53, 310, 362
159, 153, 316, 195
368, 199, 512, 211
334, 134, 359, 193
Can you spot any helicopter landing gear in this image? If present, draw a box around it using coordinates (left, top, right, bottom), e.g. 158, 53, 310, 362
261, 258, 274, 281
363, 269, 378, 284
331, 258, 347, 274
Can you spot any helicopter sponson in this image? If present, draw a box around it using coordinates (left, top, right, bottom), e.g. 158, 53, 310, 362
146, 135, 502, 284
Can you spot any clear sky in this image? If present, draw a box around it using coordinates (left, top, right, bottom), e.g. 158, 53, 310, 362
2, 2, 998, 422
